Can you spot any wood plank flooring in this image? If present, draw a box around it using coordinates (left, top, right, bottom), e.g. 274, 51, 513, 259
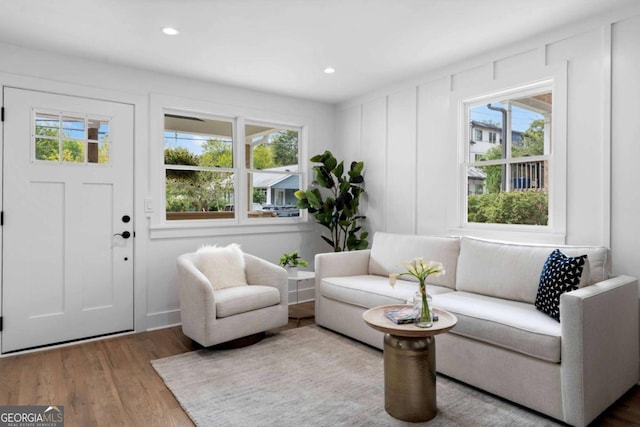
0, 302, 637, 426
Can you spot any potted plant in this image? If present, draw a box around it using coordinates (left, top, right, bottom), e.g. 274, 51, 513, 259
295, 150, 368, 252
279, 251, 308, 275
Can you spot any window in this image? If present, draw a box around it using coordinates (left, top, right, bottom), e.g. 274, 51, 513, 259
164, 114, 235, 220
34, 110, 110, 164
163, 112, 303, 221
464, 87, 552, 226
245, 122, 302, 219
473, 128, 482, 142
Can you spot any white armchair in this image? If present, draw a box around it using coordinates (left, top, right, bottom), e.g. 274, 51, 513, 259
177, 251, 289, 347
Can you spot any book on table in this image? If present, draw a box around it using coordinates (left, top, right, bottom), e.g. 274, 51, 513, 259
384, 306, 440, 324
384, 307, 419, 324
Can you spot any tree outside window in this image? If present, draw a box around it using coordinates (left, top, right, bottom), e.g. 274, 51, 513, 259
163, 114, 303, 221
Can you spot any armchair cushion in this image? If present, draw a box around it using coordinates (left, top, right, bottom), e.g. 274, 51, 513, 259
215, 285, 281, 318
196, 244, 248, 290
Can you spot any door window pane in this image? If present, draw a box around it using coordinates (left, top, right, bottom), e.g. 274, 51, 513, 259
62, 139, 85, 163
33, 111, 110, 165
35, 113, 59, 137
62, 116, 85, 140
88, 119, 110, 164
35, 137, 59, 161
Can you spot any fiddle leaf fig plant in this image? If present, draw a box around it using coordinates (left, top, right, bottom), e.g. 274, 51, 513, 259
295, 150, 368, 252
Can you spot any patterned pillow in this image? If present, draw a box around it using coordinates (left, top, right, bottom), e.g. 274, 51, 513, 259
535, 249, 587, 321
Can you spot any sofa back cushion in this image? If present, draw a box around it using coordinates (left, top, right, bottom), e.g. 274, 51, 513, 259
369, 232, 460, 289
456, 237, 610, 304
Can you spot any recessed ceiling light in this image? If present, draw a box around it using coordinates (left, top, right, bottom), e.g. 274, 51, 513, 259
162, 27, 180, 36
324, 67, 336, 74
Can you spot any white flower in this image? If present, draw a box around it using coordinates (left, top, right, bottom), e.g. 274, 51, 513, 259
389, 273, 400, 288
389, 258, 446, 287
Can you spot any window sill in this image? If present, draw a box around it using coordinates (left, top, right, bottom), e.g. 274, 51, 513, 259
149, 218, 315, 240
447, 226, 565, 245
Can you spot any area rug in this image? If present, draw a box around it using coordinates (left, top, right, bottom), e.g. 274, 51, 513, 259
151, 325, 561, 426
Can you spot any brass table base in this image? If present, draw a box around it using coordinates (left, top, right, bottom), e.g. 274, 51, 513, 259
384, 333, 436, 422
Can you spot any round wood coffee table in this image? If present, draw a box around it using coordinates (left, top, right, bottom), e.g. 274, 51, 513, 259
363, 304, 457, 422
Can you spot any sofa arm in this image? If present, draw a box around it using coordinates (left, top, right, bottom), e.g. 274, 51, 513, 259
560, 275, 640, 426
315, 250, 371, 280
176, 253, 217, 344
244, 253, 288, 306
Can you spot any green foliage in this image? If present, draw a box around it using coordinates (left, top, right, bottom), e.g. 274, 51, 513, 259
478, 146, 503, 194
278, 251, 308, 268
200, 139, 233, 168
35, 138, 59, 161
513, 118, 544, 157
164, 147, 198, 180
252, 144, 275, 169
477, 119, 546, 194
253, 188, 267, 204
468, 190, 548, 225
164, 144, 233, 213
163, 131, 300, 214
295, 150, 368, 252
271, 130, 299, 166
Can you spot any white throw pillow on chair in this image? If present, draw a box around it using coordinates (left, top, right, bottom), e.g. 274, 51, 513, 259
195, 243, 248, 290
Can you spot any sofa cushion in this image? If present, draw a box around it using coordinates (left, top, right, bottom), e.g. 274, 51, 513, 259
196, 244, 248, 290
456, 237, 609, 304
320, 275, 453, 309
214, 285, 280, 318
368, 232, 460, 289
535, 250, 587, 321
433, 291, 562, 363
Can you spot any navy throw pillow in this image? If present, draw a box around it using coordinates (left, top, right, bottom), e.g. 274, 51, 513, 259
535, 249, 587, 321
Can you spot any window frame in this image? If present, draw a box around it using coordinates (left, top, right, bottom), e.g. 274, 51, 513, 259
163, 112, 237, 221
452, 74, 568, 243
243, 119, 304, 223
32, 108, 112, 166
149, 94, 311, 238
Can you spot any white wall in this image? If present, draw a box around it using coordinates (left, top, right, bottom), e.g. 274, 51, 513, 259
0, 42, 334, 331
335, 10, 640, 281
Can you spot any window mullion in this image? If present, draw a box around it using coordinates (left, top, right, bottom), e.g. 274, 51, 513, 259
235, 116, 246, 224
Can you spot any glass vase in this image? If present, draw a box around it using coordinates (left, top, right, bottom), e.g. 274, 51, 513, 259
413, 289, 433, 328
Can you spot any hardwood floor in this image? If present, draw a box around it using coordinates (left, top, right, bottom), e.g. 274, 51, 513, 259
0, 302, 637, 426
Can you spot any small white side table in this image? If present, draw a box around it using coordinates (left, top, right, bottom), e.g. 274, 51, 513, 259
288, 271, 315, 325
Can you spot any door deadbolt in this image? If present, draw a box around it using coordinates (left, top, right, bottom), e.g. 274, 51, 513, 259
122, 215, 131, 223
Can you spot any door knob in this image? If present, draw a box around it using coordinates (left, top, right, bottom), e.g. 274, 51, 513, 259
114, 231, 131, 239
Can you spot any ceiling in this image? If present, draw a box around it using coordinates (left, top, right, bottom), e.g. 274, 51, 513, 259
0, 0, 636, 104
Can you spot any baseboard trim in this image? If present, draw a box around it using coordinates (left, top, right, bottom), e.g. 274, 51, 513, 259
146, 309, 182, 331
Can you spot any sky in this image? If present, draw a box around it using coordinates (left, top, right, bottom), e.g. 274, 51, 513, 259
470, 103, 543, 132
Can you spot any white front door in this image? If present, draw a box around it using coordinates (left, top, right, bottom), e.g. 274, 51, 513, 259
1, 87, 134, 353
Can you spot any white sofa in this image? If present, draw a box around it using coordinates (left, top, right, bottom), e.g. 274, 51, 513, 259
315, 232, 639, 426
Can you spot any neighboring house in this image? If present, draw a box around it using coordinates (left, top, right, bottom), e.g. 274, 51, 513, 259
252, 165, 300, 207
467, 167, 487, 195
468, 120, 533, 194
469, 120, 523, 163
